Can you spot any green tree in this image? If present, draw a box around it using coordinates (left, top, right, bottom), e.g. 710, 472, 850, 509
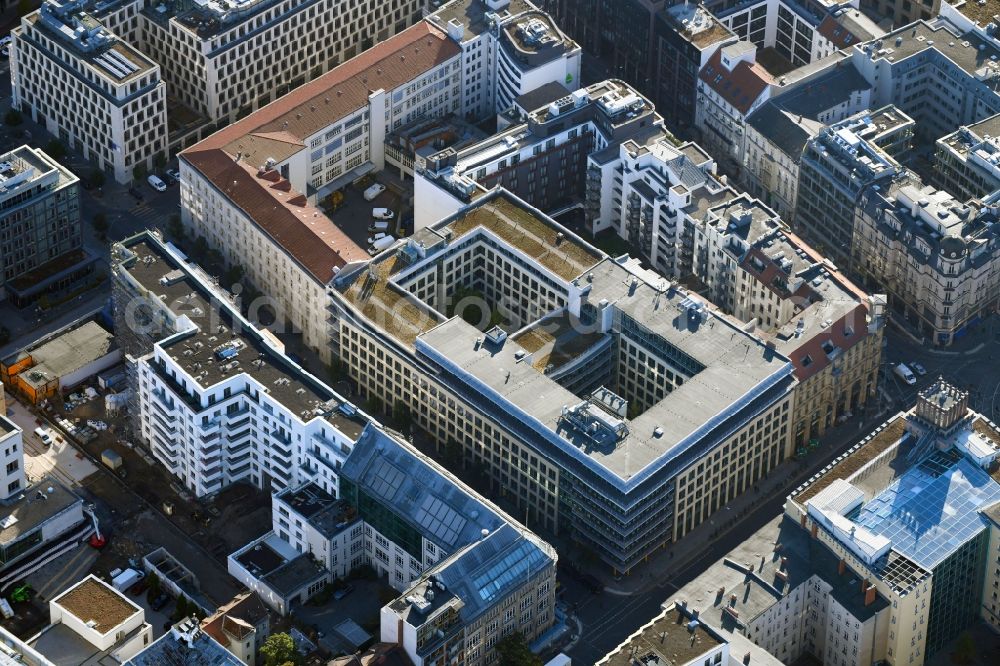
45, 139, 66, 161
132, 162, 147, 182
153, 152, 167, 169
16, 0, 30, 16
90, 169, 105, 189
172, 594, 189, 622
260, 632, 301, 666
166, 214, 184, 240
392, 400, 411, 434
224, 263, 244, 286
193, 235, 209, 257
4, 109, 23, 126
495, 633, 542, 666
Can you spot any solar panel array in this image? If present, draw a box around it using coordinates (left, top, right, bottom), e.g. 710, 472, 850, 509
856, 454, 1000, 570
472, 539, 548, 603
414, 495, 467, 547
94, 48, 139, 80
367, 459, 405, 500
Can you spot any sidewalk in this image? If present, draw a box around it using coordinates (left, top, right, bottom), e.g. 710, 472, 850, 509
584, 407, 894, 597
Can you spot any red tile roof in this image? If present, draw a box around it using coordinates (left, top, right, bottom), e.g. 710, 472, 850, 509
818, 14, 859, 50
181, 21, 461, 284
699, 47, 772, 115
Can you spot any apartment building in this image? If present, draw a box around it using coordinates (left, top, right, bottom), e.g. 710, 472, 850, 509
933, 113, 1000, 201
853, 177, 1000, 345
0, 146, 93, 307
111, 231, 372, 498
328, 188, 797, 573
11, 0, 166, 184
786, 379, 1000, 661
415, 79, 665, 230
597, 604, 730, 666
652, 3, 735, 136
861, 0, 937, 27
232, 427, 556, 665
587, 127, 730, 279
0, 416, 23, 501
794, 109, 905, 269
688, 196, 884, 447
427, 0, 581, 121
741, 64, 875, 221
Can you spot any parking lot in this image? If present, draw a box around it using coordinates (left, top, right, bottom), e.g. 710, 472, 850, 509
320, 174, 412, 254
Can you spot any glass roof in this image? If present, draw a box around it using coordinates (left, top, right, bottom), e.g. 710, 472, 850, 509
472, 540, 548, 604
855, 451, 1000, 570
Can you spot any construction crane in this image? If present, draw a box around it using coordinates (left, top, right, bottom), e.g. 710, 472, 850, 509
83, 504, 107, 549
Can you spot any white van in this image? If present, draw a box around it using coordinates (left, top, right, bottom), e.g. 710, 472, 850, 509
368, 220, 390, 233
147, 174, 167, 192
368, 232, 386, 244
372, 207, 395, 220
893, 363, 916, 385
363, 183, 386, 201
34, 427, 52, 446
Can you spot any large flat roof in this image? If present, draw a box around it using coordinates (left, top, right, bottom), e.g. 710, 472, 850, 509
52, 576, 141, 635
417, 255, 792, 485
599, 605, 724, 666
0, 477, 81, 546
5, 320, 117, 391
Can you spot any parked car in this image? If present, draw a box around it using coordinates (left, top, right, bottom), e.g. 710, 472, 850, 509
372, 207, 394, 220
368, 232, 387, 244
333, 584, 354, 601
894, 363, 917, 386
368, 220, 390, 233
164, 168, 181, 184
128, 187, 144, 202
363, 183, 386, 201
911, 361, 927, 376
150, 593, 170, 611
147, 175, 167, 192
33, 427, 52, 446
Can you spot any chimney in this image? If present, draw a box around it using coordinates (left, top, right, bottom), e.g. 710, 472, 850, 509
800, 514, 807, 528
838, 559, 846, 575
396, 617, 404, 645
860, 579, 869, 594
811, 524, 818, 538
865, 585, 877, 607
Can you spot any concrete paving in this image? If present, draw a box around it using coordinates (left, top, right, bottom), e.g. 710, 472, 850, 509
9, 399, 98, 488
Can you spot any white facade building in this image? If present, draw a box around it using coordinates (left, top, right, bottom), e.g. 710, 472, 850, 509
11, 0, 167, 184
0, 416, 24, 501
112, 232, 371, 498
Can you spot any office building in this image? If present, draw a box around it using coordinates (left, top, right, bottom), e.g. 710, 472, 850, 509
652, 3, 735, 135
30, 575, 154, 665
933, 113, 1000, 202
688, 197, 885, 448
794, 109, 904, 268
125, 617, 242, 665
0, 146, 93, 307
230, 427, 556, 663
329, 188, 797, 573
537, 0, 665, 93
415, 79, 665, 230
705, 0, 882, 68
11, 0, 167, 184
111, 231, 371, 498
741, 64, 876, 221
426, 0, 581, 122
853, 177, 1000, 345
984, 501, 1000, 633
786, 379, 1000, 660
135, 0, 424, 126
860, 0, 937, 27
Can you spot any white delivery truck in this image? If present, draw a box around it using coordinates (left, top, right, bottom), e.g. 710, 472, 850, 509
893, 363, 917, 385
111, 568, 144, 592
363, 183, 386, 201
368, 220, 390, 233
368, 235, 396, 254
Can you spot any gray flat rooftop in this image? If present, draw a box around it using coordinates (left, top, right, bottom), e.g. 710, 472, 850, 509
275, 483, 358, 539
417, 255, 792, 483
860, 21, 1000, 88
6, 320, 117, 391
124, 623, 242, 666
262, 554, 328, 597
599, 605, 724, 666
0, 477, 80, 545
118, 234, 366, 436
427, 0, 535, 40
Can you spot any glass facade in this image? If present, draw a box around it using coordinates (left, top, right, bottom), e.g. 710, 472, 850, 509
926, 528, 989, 656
